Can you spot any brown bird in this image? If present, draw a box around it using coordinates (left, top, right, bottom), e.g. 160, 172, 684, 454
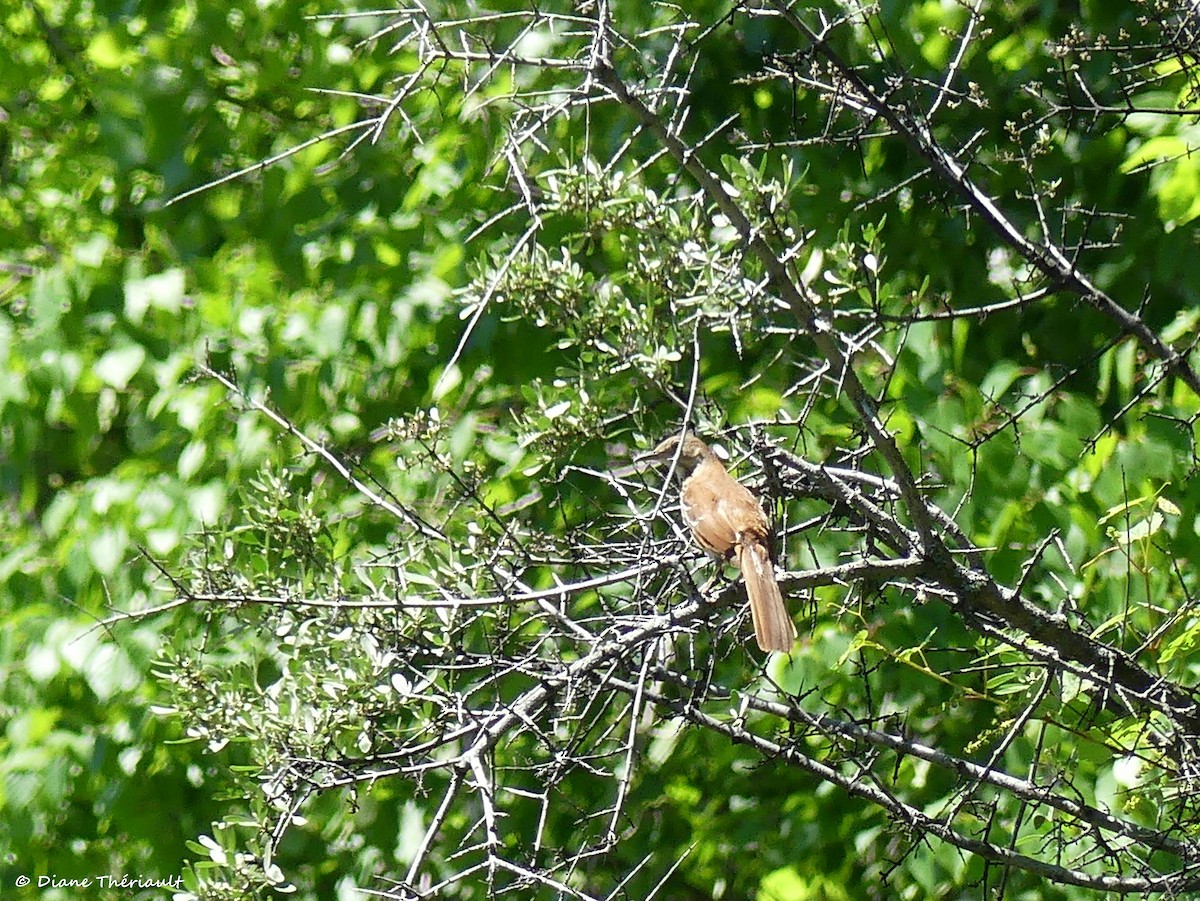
644, 432, 796, 652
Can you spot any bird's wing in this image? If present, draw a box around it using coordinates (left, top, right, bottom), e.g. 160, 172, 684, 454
681, 467, 769, 558
680, 477, 738, 558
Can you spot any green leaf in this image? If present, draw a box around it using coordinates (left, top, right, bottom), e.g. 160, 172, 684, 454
125, 269, 186, 322
1120, 135, 1189, 173
94, 344, 147, 390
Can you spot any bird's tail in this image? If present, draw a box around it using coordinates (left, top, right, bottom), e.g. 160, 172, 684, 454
739, 541, 796, 653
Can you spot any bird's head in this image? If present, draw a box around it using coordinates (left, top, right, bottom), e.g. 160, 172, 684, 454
639, 431, 715, 477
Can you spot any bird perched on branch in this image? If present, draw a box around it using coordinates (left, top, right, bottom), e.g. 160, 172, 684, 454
642, 432, 796, 653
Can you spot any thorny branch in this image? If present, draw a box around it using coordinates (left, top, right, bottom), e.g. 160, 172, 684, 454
160, 1, 1200, 897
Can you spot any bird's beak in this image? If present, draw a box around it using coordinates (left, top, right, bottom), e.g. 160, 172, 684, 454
633, 450, 669, 472
636, 435, 687, 467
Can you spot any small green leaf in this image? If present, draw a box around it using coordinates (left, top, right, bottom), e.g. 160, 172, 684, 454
95, 344, 146, 390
